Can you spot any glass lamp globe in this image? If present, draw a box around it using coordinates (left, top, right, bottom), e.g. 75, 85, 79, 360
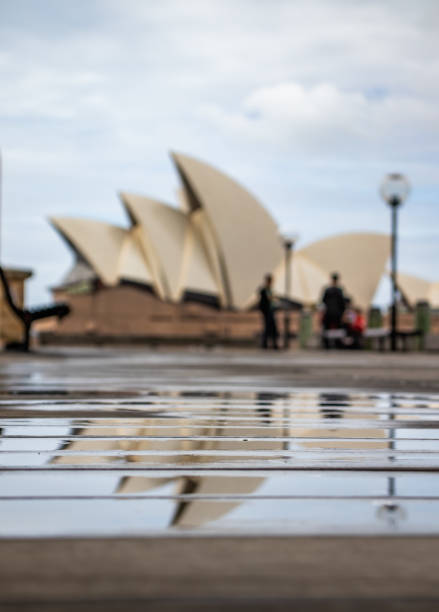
280, 231, 299, 249
380, 173, 410, 207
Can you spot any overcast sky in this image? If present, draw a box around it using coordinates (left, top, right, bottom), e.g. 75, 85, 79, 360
1, 0, 438, 305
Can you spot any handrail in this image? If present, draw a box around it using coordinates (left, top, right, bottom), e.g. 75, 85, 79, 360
0, 266, 24, 320
0, 265, 70, 350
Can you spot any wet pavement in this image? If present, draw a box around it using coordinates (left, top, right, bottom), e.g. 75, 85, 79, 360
3, 348, 439, 610
1, 348, 439, 537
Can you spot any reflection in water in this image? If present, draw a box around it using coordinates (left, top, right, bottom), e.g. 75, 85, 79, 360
374, 393, 406, 528
51, 391, 286, 528
318, 392, 349, 419
2, 388, 439, 537
288, 392, 388, 453
41, 388, 435, 530
170, 475, 266, 528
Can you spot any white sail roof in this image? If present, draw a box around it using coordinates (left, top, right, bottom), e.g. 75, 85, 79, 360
51, 157, 397, 313
50, 217, 127, 286
298, 232, 390, 309
177, 218, 220, 300
397, 272, 439, 308
273, 252, 328, 306
172, 152, 283, 309
117, 226, 153, 286
120, 193, 188, 300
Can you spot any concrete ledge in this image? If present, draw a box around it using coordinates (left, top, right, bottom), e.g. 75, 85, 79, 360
1, 597, 439, 612
38, 332, 261, 348
1, 536, 439, 610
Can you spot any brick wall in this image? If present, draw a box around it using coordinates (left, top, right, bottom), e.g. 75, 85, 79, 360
41, 284, 438, 345
47, 286, 269, 342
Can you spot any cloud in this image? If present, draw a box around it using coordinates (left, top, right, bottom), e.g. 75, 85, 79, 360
0, 65, 105, 119
201, 81, 439, 159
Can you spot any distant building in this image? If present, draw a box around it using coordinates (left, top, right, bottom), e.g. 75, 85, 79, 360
397, 272, 439, 310
46, 152, 390, 344
0, 267, 32, 346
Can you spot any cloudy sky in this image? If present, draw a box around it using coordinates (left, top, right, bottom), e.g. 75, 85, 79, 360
1, 0, 438, 305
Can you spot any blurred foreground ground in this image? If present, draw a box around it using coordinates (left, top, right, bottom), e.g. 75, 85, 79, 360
1, 345, 439, 394
1, 347, 439, 611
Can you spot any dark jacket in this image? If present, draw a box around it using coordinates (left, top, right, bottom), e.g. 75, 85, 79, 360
322, 286, 345, 318
259, 287, 273, 315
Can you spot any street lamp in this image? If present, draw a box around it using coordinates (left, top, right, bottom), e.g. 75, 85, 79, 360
281, 232, 299, 350
380, 173, 410, 351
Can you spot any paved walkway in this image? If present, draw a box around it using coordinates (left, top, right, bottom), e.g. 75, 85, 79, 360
1, 348, 439, 610
2, 346, 439, 393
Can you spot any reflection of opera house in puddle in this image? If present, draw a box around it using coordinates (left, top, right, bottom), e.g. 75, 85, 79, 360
53, 391, 389, 529
46, 152, 393, 343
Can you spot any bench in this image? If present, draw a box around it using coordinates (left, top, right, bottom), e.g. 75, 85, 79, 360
322, 328, 421, 351
0, 266, 70, 351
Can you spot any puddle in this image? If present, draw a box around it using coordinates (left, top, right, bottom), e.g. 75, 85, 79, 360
1, 388, 439, 536
1, 497, 438, 537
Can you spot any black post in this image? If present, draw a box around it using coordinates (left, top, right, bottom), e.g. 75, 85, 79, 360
390, 198, 399, 351
23, 320, 31, 352
283, 240, 292, 349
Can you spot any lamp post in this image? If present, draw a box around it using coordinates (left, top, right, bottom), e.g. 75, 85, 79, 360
281, 233, 298, 350
380, 173, 410, 352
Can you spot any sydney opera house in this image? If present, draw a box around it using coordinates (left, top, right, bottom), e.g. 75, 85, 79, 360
44, 152, 430, 344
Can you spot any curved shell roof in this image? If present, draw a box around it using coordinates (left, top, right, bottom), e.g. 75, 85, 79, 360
298, 232, 390, 309
51, 155, 395, 312
171, 152, 283, 309
188, 209, 228, 306
50, 217, 127, 286
120, 193, 188, 300
397, 272, 439, 308
273, 252, 329, 306
120, 192, 219, 301
429, 284, 439, 307
117, 227, 153, 286
177, 212, 220, 301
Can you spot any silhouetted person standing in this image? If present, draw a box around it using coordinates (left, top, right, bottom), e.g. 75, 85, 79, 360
258, 274, 279, 349
321, 272, 345, 348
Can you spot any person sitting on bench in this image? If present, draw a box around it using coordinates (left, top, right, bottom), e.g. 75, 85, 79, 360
343, 306, 366, 349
